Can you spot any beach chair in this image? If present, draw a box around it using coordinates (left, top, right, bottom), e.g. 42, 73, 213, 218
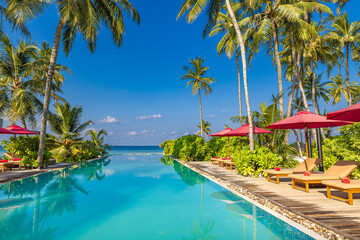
225, 161, 236, 170
0, 159, 14, 172
289, 160, 360, 193
322, 180, 360, 205
264, 158, 321, 184
218, 157, 231, 167
211, 157, 221, 165
4, 152, 22, 169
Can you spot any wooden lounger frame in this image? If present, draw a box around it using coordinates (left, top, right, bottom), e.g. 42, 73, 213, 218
225, 162, 235, 170
268, 174, 291, 184
292, 176, 351, 193
326, 185, 360, 205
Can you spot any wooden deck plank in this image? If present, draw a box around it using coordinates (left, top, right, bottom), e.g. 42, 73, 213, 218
189, 161, 360, 240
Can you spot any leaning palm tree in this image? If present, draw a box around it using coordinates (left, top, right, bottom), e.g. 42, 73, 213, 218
178, 0, 255, 151
85, 129, 109, 155
326, 12, 360, 106
197, 120, 212, 141
5, 0, 140, 167
181, 57, 215, 138
47, 103, 93, 162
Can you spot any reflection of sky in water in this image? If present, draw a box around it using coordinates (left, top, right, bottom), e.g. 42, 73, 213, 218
0, 154, 314, 240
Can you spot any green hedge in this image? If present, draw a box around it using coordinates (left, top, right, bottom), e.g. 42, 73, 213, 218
1, 136, 51, 168
160, 135, 285, 177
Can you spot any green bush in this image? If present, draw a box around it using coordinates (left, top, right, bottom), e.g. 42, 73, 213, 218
160, 135, 213, 161
57, 141, 100, 163
1, 136, 51, 168
232, 146, 282, 177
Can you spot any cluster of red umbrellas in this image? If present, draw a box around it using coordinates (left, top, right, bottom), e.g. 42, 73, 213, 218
0, 125, 39, 158
210, 124, 273, 157
211, 103, 360, 171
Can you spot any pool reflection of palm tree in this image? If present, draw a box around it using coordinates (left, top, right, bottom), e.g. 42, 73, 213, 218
0, 158, 111, 239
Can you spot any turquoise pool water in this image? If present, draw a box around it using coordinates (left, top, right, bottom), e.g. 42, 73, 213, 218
0, 153, 314, 239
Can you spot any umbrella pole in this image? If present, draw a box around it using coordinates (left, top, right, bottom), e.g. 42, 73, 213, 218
228, 137, 230, 157
12, 134, 15, 158
304, 128, 309, 171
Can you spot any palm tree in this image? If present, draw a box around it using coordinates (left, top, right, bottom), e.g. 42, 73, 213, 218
303, 74, 330, 114
47, 103, 93, 162
327, 12, 360, 106
85, 129, 109, 155
181, 57, 215, 138
326, 74, 360, 105
0, 34, 40, 128
197, 120, 212, 141
178, 0, 255, 151
5, 0, 140, 167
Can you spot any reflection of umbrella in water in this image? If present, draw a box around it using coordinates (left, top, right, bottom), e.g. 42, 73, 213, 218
210, 191, 244, 204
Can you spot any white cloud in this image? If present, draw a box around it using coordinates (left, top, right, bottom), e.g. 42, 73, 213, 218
100, 116, 118, 123
183, 132, 190, 136
136, 113, 163, 120
221, 109, 226, 112
207, 114, 216, 118
128, 131, 138, 136
170, 131, 176, 135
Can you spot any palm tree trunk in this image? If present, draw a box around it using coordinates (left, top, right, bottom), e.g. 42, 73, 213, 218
21, 116, 27, 129
199, 89, 203, 138
311, 63, 319, 115
271, 20, 284, 119
37, 18, 64, 167
293, 129, 303, 158
299, 55, 310, 111
345, 43, 352, 106
225, 0, 254, 151
236, 48, 243, 125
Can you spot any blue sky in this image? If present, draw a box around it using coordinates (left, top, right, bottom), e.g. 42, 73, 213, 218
5, 0, 360, 146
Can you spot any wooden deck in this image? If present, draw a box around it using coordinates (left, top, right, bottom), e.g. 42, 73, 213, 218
189, 161, 360, 240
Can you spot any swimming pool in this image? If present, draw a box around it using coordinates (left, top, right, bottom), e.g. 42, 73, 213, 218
0, 154, 316, 239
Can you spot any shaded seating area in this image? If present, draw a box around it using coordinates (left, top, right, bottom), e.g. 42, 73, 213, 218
264, 158, 321, 184
289, 160, 360, 193
0, 160, 14, 172
4, 152, 22, 169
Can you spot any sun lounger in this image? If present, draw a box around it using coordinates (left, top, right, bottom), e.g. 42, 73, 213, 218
225, 161, 236, 170
264, 158, 321, 184
4, 152, 22, 169
211, 157, 221, 165
289, 160, 360, 193
217, 158, 232, 167
322, 180, 360, 205
0, 159, 14, 172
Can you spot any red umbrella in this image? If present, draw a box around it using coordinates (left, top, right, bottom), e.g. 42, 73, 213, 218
5, 125, 39, 158
227, 124, 273, 136
266, 111, 353, 168
210, 128, 234, 157
327, 103, 360, 122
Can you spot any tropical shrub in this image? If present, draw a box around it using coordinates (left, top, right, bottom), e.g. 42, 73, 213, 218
160, 135, 213, 161
2, 136, 51, 168
311, 123, 360, 179
232, 146, 282, 177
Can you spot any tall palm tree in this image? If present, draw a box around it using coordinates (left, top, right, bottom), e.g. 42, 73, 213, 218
303, 74, 330, 114
181, 57, 215, 138
326, 74, 360, 105
5, 0, 140, 167
197, 120, 212, 141
327, 12, 360, 106
178, 0, 255, 151
47, 102, 93, 162
0, 34, 40, 128
85, 129, 109, 155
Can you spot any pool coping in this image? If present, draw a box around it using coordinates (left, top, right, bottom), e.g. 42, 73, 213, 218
169, 156, 353, 240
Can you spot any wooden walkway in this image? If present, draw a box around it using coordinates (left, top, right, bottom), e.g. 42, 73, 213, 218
189, 162, 360, 240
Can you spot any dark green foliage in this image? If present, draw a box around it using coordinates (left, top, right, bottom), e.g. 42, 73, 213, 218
2, 136, 51, 168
